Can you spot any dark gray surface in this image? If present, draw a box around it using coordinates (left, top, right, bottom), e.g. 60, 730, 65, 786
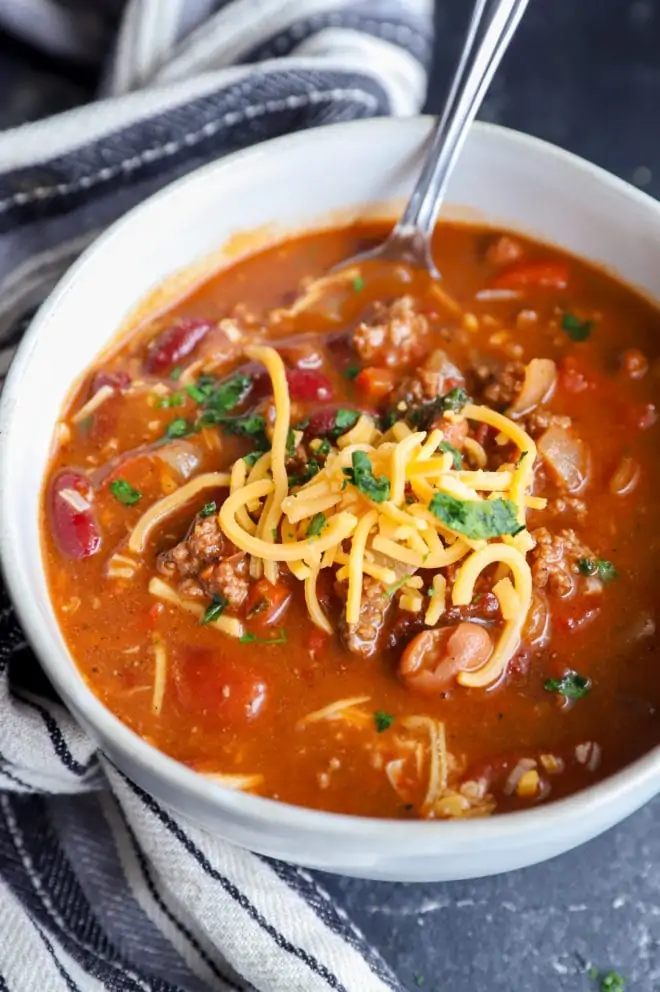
1, 1, 659, 989
333, 2, 660, 990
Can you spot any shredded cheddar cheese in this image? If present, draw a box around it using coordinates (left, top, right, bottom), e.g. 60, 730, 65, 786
136, 345, 539, 689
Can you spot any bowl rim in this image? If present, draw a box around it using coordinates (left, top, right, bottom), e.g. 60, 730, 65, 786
2, 113, 660, 846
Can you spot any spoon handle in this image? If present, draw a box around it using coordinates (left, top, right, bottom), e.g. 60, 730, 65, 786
396, 0, 530, 241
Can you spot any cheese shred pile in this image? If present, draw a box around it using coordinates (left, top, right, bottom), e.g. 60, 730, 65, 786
212, 345, 543, 689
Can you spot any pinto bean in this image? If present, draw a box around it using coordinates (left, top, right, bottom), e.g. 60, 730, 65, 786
399, 622, 493, 695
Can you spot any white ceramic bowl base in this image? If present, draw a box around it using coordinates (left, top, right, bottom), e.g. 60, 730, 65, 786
3, 118, 660, 882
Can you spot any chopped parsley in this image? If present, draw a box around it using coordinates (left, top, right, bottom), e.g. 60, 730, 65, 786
561, 312, 593, 342
200, 501, 217, 518
200, 596, 228, 626
170, 365, 182, 381
164, 417, 192, 439
243, 450, 263, 467
286, 427, 297, 458
429, 492, 523, 539
109, 478, 142, 506
343, 451, 391, 503
438, 441, 463, 469
240, 629, 287, 645
156, 391, 185, 408
209, 411, 268, 447
544, 670, 591, 700
306, 512, 327, 538
353, 275, 365, 292
374, 710, 395, 733
578, 558, 618, 582
442, 386, 469, 413
515, 450, 528, 468
600, 972, 626, 992
343, 365, 361, 380
385, 574, 412, 598
288, 458, 322, 487
332, 408, 360, 437
407, 387, 469, 428
316, 438, 332, 456
191, 371, 252, 412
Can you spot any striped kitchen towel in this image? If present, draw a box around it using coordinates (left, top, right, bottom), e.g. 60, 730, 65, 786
0, 2, 432, 991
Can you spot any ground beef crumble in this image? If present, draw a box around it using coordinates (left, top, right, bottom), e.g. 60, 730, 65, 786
391, 348, 465, 408
338, 575, 392, 658
354, 296, 429, 368
472, 360, 525, 409
157, 512, 249, 610
530, 527, 597, 598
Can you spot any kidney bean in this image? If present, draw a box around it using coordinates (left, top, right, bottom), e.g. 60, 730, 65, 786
286, 368, 333, 402
91, 369, 131, 394
304, 405, 363, 438
49, 470, 100, 560
145, 318, 214, 374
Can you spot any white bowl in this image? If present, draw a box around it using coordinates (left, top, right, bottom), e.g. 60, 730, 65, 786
3, 117, 660, 882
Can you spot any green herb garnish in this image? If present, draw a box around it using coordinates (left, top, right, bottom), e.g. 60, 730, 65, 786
200, 501, 217, 518
374, 711, 395, 733
170, 365, 182, 381
306, 512, 327, 538
600, 972, 626, 992
210, 412, 268, 447
240, 629, 287, 645
380, 409, 397, 431
438, 441, 463, 469
562, 313, 593, 342
286, 428, 297, 458
288, 459, 322, 488
243, 450, 263, 467
429, 492, 522, 539
385, 574, 412, 598
544, 671, 591, 700
157, 391, 185, 408
332, 408, 360, 437
578, 558, 618, 582
407, 387, 469, 428
343, 451, 391, 503
109, 479, 142, 506
343, 365, 361, 380
353, 276, 365, 292
515, 451, 528, 468
164, 417, 192, 439
316, 438, 331, 456
200, 596, 228, 626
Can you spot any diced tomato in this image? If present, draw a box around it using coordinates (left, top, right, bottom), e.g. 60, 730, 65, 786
49, 470, 101, 560
145, 318, 214, 374
285, 368, 333, 402
558, 356, 592, 394
174, 648, 268, 723
490, 260, 569, 291
91, 369, 131, 394
244, 578, 292, 631
355, 366, 397, 401
628, 402, 657, 431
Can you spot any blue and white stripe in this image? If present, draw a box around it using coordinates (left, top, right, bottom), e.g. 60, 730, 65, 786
0, 0, 432, 988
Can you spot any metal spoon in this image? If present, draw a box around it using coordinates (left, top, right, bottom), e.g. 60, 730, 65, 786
332, 0, 530, 279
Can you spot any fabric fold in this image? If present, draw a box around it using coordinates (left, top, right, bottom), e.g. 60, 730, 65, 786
0, 1, 433, 988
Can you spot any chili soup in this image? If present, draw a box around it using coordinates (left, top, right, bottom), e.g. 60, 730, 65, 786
42, 222, 660, 820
